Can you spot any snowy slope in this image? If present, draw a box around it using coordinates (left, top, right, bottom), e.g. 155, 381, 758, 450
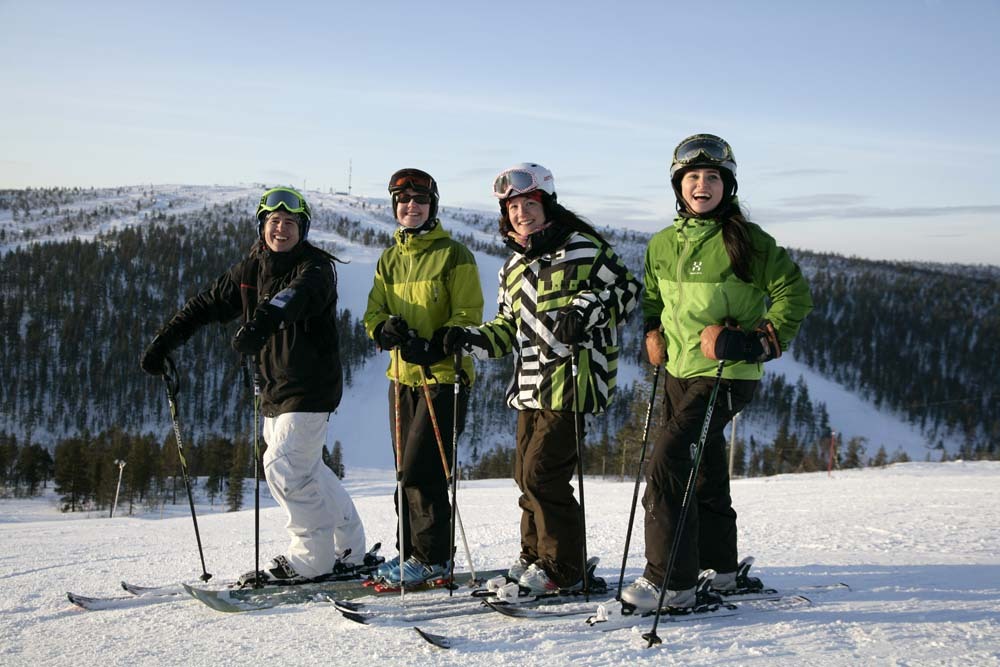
0, 184, 955, 467
2, 462, 998, 666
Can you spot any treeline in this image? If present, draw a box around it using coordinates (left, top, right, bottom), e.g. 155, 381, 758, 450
465, 370, 920, 483
1, 427, 250, 512
0, 207, 377, 443
794, 254, 999, 458
2, 186, 996, 488
1, 426, 348, 514
0, 432, 54, 497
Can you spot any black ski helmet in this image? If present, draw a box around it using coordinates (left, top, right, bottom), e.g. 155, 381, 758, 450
670, 134, 738, 207
256, 187, 312, 241
388, 168, 439, 222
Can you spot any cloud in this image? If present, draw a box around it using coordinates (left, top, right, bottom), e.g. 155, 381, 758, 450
778, 193, 870, 207
759, 203, 1000, 222
759, 168, 847, 179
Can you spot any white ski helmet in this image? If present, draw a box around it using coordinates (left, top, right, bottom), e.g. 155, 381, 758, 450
492, 163, 557, 201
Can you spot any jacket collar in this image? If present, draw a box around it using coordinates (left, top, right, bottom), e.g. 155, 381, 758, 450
393, 218, 449, 252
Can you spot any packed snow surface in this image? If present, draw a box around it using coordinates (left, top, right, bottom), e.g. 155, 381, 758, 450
2, 461, 998, 666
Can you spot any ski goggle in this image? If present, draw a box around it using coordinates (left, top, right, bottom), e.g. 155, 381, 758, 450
388, 169, 435, 193
396, 193, 431, 204
672, 135, 734, 166
257, 189, 311, 220
493, 169, 545, 199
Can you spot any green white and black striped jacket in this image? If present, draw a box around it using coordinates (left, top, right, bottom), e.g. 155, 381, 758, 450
464, 229, 641, 414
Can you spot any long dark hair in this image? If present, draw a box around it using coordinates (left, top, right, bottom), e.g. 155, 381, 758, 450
674, 172, 757, 283
499, 193, 608, 249
718, 203, 757, 283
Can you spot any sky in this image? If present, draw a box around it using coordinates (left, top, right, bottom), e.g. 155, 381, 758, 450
2, 0, 998, 265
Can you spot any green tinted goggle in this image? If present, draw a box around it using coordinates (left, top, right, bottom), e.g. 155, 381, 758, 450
258, 189, 310, 220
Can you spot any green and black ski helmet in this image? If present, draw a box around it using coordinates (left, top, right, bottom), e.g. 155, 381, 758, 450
256, 187, 312, 240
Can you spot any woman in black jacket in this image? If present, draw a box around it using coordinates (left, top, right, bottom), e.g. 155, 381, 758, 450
140, 187, 369, 585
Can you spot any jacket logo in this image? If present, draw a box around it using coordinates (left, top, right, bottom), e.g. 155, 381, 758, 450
690, 261, 703, 275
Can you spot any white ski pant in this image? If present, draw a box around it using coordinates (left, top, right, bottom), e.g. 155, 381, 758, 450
262, 412, 365, 578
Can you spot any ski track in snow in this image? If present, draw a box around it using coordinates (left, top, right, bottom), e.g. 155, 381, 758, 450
2, 462, 998, 666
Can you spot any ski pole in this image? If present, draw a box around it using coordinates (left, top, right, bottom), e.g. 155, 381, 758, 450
448, 351, 462, 593
418, 365, 476, 593
571, 344, 589, 602
162, 356, 212, 582
616, 364, 660, 600
393, 348, 405, 602
246, 356, 262, 589
643, 360, 726, 648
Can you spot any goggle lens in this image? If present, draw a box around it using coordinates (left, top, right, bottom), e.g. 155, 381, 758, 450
674, 136, 732, 164
397, 193, 431, 204
389, 170, 434, 192
260, 190, 307, 214
493, 170, 537, 198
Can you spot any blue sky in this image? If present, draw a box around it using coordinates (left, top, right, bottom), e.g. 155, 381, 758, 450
2, 0, 998, 265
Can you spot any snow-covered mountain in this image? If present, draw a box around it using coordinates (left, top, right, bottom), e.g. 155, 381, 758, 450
0, 184, 991, 469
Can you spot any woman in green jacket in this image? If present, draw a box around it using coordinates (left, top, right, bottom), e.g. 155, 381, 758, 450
622, 135, 813, 612
363, 168, 484, 586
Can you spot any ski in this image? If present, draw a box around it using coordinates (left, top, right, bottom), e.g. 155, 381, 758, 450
68, 572, 374, 612
413, 626, 456, 649
586, 594, 814, 632
484, 595, 616, 619
69, 544, 387, 612
185, 567, 508, 613
403, 593, 814, 649
333, 595, 493, 625
120, 581, 186, 597
66, 590, 183, 612
67, 580, 188, 610
719, 580, 850, 602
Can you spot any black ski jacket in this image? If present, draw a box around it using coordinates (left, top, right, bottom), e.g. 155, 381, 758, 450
164, 240, 343, 417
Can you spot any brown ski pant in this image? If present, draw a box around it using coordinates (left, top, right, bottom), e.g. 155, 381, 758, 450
514, 408, 584, 588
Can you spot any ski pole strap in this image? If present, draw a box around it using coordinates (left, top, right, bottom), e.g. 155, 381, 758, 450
241, 355, 252, 392
164, 355, 180, 398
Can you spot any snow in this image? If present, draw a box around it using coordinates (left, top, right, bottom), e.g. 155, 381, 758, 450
766, 353, 931, 462
2, 462, 998, 666
4, 184, 997, 664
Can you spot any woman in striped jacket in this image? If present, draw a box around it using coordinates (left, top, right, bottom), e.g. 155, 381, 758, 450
437, 163, 641, 594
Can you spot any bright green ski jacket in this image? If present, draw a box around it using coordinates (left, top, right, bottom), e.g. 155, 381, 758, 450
642, 215, 813, 380
364, 221, 484, 387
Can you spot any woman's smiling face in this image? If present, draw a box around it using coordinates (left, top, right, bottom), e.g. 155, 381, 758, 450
680, 167, 724, 215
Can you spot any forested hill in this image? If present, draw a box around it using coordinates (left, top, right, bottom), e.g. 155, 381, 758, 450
0, 185, 996, 467
792, 253, 998, 455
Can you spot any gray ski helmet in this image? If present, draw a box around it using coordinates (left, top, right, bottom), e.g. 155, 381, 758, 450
670, 134, 738, 199
388, 168, 439, 222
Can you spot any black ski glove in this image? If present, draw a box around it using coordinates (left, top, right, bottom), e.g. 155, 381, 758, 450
552, 306, 587, 345
376, 316, 410, 350
232, 305, 281, 356
140, 330, 179, 376
400, 334, 447, 367
701, 320, 781, 363
436, 326, 470, 355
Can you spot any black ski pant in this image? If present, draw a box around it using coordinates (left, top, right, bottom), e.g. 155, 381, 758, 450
514, 408, 585, 588
641, 372, 757, 590
388, 381, 468, 566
